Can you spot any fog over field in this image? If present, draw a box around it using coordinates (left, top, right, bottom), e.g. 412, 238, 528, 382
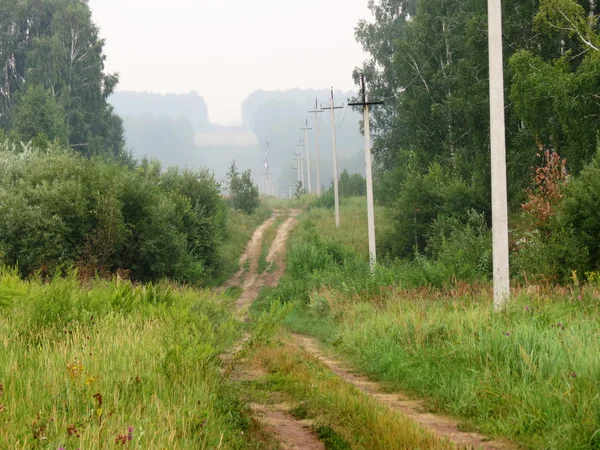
110, 89, 366, 193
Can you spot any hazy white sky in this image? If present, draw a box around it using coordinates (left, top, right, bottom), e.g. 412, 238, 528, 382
87, 0, 371, 125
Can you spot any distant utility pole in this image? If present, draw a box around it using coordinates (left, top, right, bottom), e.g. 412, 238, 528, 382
296, 139, 305, 189
488, 0, 510, 311
301, 119, 313, 193
293, 150, 301, 184
322, 87, 344, 228
309, 99, 323, 195
289, 180, 292, 199
264, 142, 271, 197
349, 75, 384, 270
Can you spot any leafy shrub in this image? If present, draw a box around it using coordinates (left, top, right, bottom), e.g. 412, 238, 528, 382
559, 152, 600, 270
0, 141, 230, 284
226, 161, 259, 214
381, 163, 488, 259
338, 169, 366, 198
513, 149, 600, 282
427, 210, 492, 281
311, 189, 337, 209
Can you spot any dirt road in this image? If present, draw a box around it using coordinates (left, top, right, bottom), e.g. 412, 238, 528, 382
223, 210, 325, 449
224, 209, 517, 450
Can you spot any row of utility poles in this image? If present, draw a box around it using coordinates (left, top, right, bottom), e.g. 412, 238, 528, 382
284, 83, 383, 268
264, 0, 510, 310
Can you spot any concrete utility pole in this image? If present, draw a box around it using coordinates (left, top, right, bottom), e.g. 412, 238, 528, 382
289, 180, 292, 199
296, 139, 305, 189
293, 150, 301, 184
349, 75, 384, 270
309, 99, 323, 195
322, 87, 344, 228
488, 0, 510, 311
265, 142, 271, 197
301, 119, 313, 193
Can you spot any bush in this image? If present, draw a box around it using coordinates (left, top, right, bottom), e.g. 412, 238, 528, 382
427, 210, 492, 281
513, 149, 600, 282
0, 141, 227, 284
559, 153, 600, 270
381, 163, 488, 259
311, 189, 337, 209
339, 169, 366, 198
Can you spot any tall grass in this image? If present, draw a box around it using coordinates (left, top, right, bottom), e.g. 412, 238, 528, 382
293, 289, 600, 449
304, 196, 389, 258
0, 268, 254, 449
258, 200, 600, 449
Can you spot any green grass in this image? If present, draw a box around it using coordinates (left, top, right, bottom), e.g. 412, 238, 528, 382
244, 338, 451, 450
258, 202, 600, 449
303, 196, 389, 258
285, 288, 600, 449
0, 267, 262, 449
258, 217, 283, 274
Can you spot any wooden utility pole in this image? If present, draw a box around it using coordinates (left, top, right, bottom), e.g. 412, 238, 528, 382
349, 75, 384, 270
309, 99, 323, 195
488, 0, 510, 311
301, 119, 313, 193
321, 87, 344, 228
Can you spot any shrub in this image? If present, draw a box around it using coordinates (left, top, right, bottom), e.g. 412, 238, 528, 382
0, 141, 228, 284
513, 148, 600, 282
311, 189, 337, 209
381, 163, 488, 259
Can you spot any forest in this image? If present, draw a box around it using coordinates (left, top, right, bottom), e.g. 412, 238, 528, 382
355, 0, 600, 283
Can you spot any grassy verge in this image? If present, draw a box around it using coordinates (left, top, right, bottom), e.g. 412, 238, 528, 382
0, 268, 263, 449
303, 196, 389, 257
243, 338, 451, 450
214, 202, 272, 285
258, 217, 283, 274
252, 200, 600, 450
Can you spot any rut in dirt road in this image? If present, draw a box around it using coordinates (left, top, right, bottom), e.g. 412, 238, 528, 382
223, 210, 325, 450
228, 211, 298, 315
223, 216, 276, 293
292, 334, 519, 450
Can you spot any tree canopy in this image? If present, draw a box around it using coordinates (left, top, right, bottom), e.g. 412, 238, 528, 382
0, 0, 123, 156
357, 0, 600, 278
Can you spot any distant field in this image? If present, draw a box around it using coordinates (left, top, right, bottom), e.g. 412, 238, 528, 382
195, 131, 259, 147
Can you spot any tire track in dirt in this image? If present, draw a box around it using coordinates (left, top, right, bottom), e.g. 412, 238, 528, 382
232, 211, 298, 316
291, 334, 519, 450
223, 210, 325, 450
222, 216, 276, 294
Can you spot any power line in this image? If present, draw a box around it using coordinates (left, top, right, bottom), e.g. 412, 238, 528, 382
336, 104, 349, 130
268, 141, 295, 155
